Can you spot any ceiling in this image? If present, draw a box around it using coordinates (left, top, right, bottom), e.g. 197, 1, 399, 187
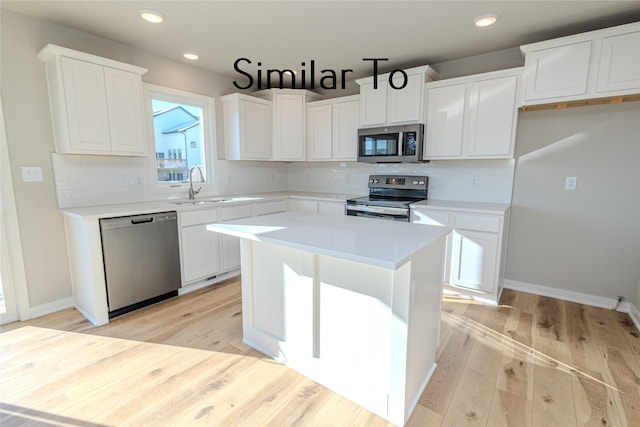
3, 1, 640, 82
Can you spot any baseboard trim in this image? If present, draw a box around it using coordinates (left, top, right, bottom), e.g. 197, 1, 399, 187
503, 279, 632, 313
30, 297, 74, 319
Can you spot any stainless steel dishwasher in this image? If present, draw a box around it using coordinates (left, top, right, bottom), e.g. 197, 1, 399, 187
99, 211, 181, 318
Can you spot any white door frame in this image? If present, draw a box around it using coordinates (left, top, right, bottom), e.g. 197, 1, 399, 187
1, 96, 31, 324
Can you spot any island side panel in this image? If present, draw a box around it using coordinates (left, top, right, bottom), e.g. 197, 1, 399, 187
402, 236, 446, 421
315, 255, 394, 419
239, 239, 314, 361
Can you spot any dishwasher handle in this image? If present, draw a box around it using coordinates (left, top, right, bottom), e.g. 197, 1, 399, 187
131, 217, 154, 225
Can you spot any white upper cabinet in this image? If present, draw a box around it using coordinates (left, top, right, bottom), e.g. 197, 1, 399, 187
307, 104, 333, 160
38, 44, 148, 156
424, 68, 520, 160
358, 77, 388, 126
520, 22, 640, 106
466, 76, 519, 157
424, 84, 466, 157
254, 89, 321, 161
306, 95, 359, 161
274, 92, 305, 160
522, 41, 592, 101
356, 65, 438, 127
221, 93, 272, 160
596, 30, 640, 93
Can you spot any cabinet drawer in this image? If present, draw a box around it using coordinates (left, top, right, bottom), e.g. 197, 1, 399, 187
181, 209, 219, 227
221, 204, 252, 221
453, 214, 500, 233
412, 209, 450, 226
256, 200, 287, 216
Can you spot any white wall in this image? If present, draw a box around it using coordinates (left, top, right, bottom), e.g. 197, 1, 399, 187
505, 102, 640, 301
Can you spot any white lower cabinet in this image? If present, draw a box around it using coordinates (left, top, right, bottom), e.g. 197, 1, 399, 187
181, 225, 222, 283
220, 204, 253, 272
450, 229, 498, 293
412, 206, 509, 302
180, 209, 222, 284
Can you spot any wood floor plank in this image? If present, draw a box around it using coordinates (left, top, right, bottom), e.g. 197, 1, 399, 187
264, 382, 335, 426
2, 279, 637, 426
531, 339, 577, 427
405, 403, 443, 426
495, 310, 534, 401
486, 389, 533, 427
617, 312, 640, 366
564, 301, 604, 372
89, 349, 218, 425
571, 369, 623, 427
503, 289, 538, 316
586, 305, 632, 350
439, 328, 503, 426
213, 365, 312, 426
303, 393, 365, 426
599, 346, 640, 425
536, 296, 568, 344
440, 298, 514, 425
419, 322, 474, 415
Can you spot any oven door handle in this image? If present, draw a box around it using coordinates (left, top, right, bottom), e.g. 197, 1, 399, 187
346, 204, 409, 216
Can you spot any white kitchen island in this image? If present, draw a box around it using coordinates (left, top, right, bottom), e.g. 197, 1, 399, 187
207, 212, 450, 426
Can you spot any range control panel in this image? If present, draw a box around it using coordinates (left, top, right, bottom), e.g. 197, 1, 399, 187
368, 175, 428, 190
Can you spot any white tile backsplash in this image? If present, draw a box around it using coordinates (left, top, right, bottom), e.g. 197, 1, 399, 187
51, 153, 288, 208
52, 153, 514, 208
286, 160, 515, 203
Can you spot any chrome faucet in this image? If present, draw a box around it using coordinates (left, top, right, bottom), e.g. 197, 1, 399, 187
188, 165, 204, 200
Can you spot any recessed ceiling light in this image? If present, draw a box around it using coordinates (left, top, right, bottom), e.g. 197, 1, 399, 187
183, 52, 199, 60
139, 9, 165, 24
474, 14, 498, 28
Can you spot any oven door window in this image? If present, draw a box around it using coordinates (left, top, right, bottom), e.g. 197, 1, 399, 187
360, 134, 399, 157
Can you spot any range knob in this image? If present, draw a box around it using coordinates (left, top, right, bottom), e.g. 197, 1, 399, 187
419, 180, 425, 185
413, 180, 419, 185
373, 179, 379, 183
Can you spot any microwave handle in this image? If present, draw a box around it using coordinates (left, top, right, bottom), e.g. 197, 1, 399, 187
398, 131, 403, 156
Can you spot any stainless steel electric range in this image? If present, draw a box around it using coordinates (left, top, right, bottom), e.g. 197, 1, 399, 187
346, 175, 428, 222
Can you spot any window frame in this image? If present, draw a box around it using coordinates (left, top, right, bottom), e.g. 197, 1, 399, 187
142, 83, 216, 195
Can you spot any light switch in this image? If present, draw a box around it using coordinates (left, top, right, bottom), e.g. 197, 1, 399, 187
21, 166, 43, 182
565, 176, 577, 190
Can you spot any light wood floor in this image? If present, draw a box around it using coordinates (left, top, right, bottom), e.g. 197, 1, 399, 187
1, 277, 639, 426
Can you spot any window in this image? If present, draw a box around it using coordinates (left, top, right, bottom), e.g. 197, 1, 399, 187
143, 84, 215, 191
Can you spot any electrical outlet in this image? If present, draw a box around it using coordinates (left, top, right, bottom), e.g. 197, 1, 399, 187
565, 176, 577, 190
21, 166, 43, 182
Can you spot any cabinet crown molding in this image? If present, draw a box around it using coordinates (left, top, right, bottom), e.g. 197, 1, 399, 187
355, 64, 439, 85
37, 43, 147, 75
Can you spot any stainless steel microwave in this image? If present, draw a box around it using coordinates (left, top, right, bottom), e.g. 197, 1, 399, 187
357, 124, 425, 163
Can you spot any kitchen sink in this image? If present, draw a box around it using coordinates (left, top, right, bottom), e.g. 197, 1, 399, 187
168, 198, 231, 205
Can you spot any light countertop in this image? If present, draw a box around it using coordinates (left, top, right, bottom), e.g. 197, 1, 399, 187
58, 192, 360, 219
411, 199, 510, 215
58, 191, 510, 220
207, 211, 450, 270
